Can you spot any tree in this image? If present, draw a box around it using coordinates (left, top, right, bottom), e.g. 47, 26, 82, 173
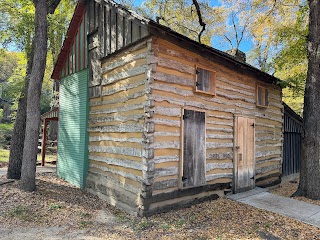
141, 0, 226, 45
1, 0, 75, 180
295, 0, 320, 199
19, 0, 61, 191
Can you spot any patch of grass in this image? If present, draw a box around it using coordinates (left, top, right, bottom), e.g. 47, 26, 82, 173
160, 223, 171, 230
7, 205, 31, 221
115, 211, 129, 223
135, 219, 154, 231
0, 148, 56, 163
49, 204, 63, 210
80, 212, 91, 218
174, 218, 185, 228
0, 148, 9, 162
80, 220, 94, 227
0, 123, 14, 132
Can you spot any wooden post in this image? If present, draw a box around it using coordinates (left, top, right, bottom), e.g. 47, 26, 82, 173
41, 118, 47, 166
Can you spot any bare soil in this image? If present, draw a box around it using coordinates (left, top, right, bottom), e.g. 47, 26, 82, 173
0, 173, 319, 240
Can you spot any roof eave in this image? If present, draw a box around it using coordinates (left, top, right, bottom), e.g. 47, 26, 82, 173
51, 1, 86, 80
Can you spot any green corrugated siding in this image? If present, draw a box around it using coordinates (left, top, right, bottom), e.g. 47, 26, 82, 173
58, 69, 88, 189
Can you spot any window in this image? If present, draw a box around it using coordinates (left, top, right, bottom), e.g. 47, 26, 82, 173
256, 85, 269, 107
195, 66, 216, 95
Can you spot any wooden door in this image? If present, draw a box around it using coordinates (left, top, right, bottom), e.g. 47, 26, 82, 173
234, 116, 255, 192
182, 109, 206, 188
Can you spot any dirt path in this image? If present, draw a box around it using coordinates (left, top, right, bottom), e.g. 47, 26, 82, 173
1, 173, 319, 240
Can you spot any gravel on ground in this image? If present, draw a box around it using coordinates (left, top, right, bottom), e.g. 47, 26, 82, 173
0, 173, 319, 240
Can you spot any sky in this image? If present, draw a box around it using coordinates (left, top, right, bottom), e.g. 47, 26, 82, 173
132, 0, 253, 53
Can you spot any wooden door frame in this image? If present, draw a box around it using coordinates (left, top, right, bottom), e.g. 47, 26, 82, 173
179, 107, 207, 189
233, 115, 256, 193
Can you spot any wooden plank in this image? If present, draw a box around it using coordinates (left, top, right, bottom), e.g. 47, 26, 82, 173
234, 116, 255, 192
110, 7, 116, 53
88, 0, 94, 32
124, 19, 132, 46
132, 21, 140, 42
182, 109, 206, 187
117, 14, 124, 50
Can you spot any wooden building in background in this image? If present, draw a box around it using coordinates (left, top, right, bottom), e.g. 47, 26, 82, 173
52, 0, 284, 216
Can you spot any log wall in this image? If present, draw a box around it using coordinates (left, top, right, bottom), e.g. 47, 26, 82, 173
145, 38, 283, 212
86, 38, 155, 215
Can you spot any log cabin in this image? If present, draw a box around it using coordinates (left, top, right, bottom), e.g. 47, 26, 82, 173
51, 0, 284, 216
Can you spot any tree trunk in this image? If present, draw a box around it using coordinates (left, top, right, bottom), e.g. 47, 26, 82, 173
296, 0, 320, 199
6, 42, 34, 180
20, 0, 48, 191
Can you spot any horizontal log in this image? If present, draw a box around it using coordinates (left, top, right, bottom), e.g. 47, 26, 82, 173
256, 149, 281, 158
89, 135, 144, 143
153, 92, 282, 121
207, 127, 233, 133
152, 71, 194, 87
157, 56, 195, 75
153, 141, 180, 149
256, 157, 282, 165
154, 105, 181, 117
206, 142, 233, 149
154, 132, 180, 137
207, 134, 233, 139
256, 143, 282, 149
153, 179, 178, 190
89, 145, 143, 157
152, 155, 179, 164
218, 76, 255, 91
153, 118, 181, 127
89, 163, 146, 183
102, 51, 147, 73
206, 114, 233, 120
206, 162, 233, 171
102, 64, 148, 85
255, 122, 281, 129
90, 103, 144, 115
217, 84, 255, 97
89, 114, 145, 124
87, 171, 140, 194
207, 152, 233, 160
154, 42, 199, 65
256, 164, 280, 175
206, 120, 233, 126
89, 155, 147, 171
102, 38, 148, 64
153, 83, 261, 112
152, 94, 235, 113
256, 135, 279, 142
216, 91, 255, 104
90, 90, 146, 107
206, 173, 233, 182
88, 124, 144, 133
153, 166, 178, 178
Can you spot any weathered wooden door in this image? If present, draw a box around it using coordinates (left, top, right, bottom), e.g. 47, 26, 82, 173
182, 109, 206, 188
234, 116, 255, 192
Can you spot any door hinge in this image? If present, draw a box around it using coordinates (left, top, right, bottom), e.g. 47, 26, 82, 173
250, 176, 255, 180
251, 123, 255, 127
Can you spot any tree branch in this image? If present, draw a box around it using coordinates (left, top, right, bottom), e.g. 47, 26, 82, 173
224, 35, 234, 48
192, 0, 206, 43
47, 0, 62, 14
